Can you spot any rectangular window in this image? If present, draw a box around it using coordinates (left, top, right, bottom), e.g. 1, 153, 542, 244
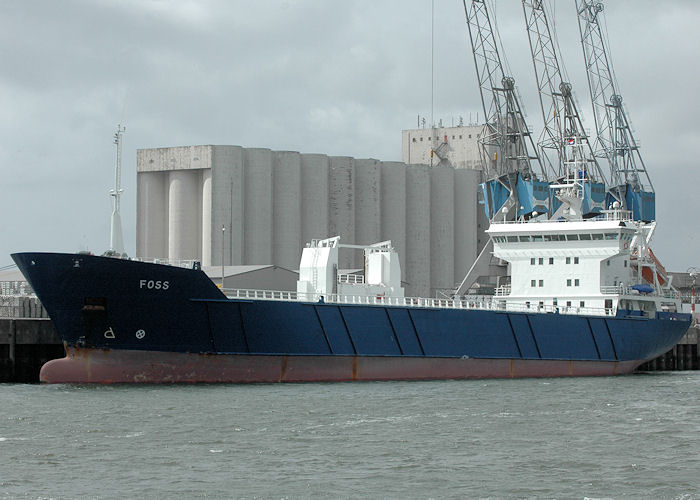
575, 279, 580, 286
566, 234, 579, 241
531, 280, 536, 287
574, 257, 579, 264
567, 279, 572, 287
538, 280, 544, 287
580, 301, 585, 307
549, 257, 554, 265
525, 301, 531, 309
538, 258, 544, 265
605, 233, 618, 240
532, 235, 543, 242
507, 236, 518, 242
592, 233, 604, 240
566, 301, 572, 307
566, 257, 571, 264
531, 258, 536, 265
519, 235, 530, 242
624, 260, 628, 267
579, 234, 591, 240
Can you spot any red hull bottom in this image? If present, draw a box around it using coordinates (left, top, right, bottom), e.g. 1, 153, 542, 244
39, 347, 644, 383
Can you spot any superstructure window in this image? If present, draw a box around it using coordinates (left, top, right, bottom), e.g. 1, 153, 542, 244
605, 233, 618, 240
538, 258, 543, 265
592, 233, 604, 240
538, 280, 544, 287
566, 257, 571, 264
531, 280, 536, 287
549, 257, 554, 265
531, 258, 536, 265
575, 279, 580, 286
519, 236, 530, 242
580, 301, 585, 307
566, 234, 579, 241
574, 257, 579, 264
507, 236, 518, 242
567, 279, 572, 287
579, 234, 591, 240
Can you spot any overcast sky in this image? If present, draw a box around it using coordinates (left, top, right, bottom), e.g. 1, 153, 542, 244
2, 0, 699, 274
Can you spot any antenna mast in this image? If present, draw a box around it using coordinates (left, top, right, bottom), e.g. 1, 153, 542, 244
109, 124, 126, 255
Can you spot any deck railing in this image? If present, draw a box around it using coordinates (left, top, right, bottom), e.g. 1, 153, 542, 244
221, 287, 621, 316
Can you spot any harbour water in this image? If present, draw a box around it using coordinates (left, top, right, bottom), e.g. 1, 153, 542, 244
1, 373, 699, 499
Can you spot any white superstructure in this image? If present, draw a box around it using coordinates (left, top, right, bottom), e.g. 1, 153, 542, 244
488, 208, 680, 316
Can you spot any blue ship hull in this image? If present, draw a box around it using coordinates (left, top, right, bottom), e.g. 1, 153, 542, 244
12, 252, 691, 383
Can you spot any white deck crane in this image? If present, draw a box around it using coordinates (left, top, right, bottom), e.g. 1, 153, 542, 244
576, 0, 655, 221
522, 0, 609, 219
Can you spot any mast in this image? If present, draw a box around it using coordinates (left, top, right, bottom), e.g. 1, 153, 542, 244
109, 124, 126, 255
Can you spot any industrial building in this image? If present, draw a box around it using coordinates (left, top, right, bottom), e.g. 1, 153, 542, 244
401, 123, 484, 169
136, 128, 485, 298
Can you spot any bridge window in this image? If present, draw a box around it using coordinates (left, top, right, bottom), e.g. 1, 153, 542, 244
605, 233, 618, 240
519, 236, 530, 242
566, 234, 579, 241
592, 233, 604, 240
507, 236, 518, 242
579, 234, 591, 240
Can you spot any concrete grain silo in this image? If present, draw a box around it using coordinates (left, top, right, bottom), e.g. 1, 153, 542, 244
300, 154, 330, 250
137, 141, 482, 297
380, 162, 407, 279
354, 159, 382, 264
243, 148, 273, 265
273, 151, 302, 270
328, 156, 356, 270
405, 164, 431, 297
430, 166, 455, 294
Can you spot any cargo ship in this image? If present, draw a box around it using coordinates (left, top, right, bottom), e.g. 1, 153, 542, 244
12, 203, 690, 383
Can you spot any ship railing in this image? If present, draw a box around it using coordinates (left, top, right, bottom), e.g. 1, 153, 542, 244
503, 301, 613, 316
600, 284, 682, 300
223, 288, 298, 301
494, 285, 511, 296
337, 274, 365, 285
132, 257, 201, 269
220, 287, 623, 317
